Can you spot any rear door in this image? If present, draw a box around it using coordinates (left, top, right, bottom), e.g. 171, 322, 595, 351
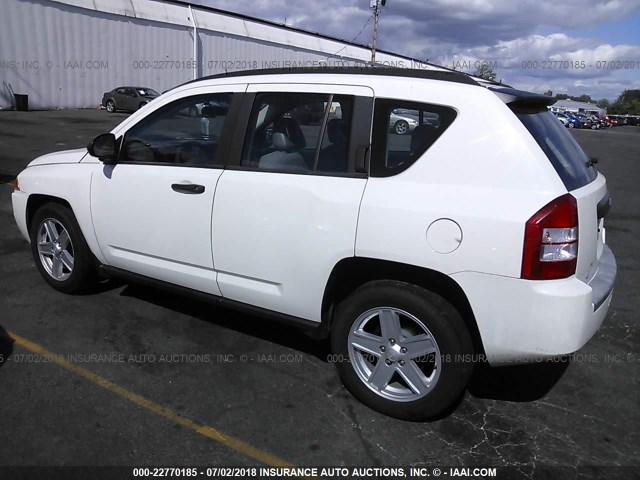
211, 84, 373, 321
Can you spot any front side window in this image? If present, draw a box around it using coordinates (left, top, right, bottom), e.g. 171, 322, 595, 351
120, 94, 233, 166
371, 99, 457, 177
242, 93, 354, 174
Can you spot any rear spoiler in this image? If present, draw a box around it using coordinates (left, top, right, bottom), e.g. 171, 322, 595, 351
489, 86, 556, 109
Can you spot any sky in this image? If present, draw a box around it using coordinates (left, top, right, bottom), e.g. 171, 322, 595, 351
196, 0, 640, 102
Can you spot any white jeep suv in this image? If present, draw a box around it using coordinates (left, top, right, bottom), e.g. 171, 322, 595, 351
11, 68, 617, 420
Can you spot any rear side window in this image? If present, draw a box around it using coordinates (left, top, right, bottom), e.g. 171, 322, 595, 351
516, 110, 597, 190
242, 92, 354, 174
371, 99, 457, 177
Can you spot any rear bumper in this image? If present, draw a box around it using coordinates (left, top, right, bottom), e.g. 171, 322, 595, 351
451, 245, 616, 365
589, 245, 616, 310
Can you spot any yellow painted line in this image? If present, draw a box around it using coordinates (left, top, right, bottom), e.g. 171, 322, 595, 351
10, 332, 295, 468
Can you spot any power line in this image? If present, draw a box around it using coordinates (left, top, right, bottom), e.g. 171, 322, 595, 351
332, 14, 374, 57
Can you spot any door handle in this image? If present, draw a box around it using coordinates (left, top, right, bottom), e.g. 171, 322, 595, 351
171, 183, 205, 194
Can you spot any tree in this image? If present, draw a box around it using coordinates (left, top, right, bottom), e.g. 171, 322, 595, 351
473, 62, 496, 81
609, 89, 640, 115
574, 94, 593, 103
543, 89, 553, 97
596, 98, 610, 109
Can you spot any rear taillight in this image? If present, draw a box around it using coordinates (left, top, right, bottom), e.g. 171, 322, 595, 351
521, 194, 578, 280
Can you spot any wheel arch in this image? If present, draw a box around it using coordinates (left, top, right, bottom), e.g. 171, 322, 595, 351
321, 257, 485, 356
26, 194, 73, 231
25, 193, 105, 266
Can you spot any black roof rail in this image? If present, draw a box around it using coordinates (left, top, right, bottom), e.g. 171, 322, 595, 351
180, 67, 481, 87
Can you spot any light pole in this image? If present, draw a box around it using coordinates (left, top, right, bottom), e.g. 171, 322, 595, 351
370, 0, 386, 65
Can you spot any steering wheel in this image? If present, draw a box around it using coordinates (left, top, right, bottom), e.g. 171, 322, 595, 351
124, 140, 157, 163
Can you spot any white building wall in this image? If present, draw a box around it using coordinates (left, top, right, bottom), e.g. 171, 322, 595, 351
551, 100, 605, 116
1, 0, 439, 110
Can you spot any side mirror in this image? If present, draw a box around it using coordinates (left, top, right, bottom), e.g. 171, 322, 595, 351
87, 133, 118, 164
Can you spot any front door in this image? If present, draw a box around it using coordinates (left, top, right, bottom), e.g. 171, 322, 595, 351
90, 88, 243, 294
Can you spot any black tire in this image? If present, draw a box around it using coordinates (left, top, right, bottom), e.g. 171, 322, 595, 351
30, 204, 98, 294
330, 280, 474, 421
106, 100, 116, 113
394, 120, 409, 135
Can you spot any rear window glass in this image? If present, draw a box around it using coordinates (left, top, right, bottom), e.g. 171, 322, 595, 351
516, 110, 596, 190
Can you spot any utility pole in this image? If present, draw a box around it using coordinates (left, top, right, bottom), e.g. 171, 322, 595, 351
370, 0, 386, 65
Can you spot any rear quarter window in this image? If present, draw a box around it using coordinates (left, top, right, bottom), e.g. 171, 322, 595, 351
371, 99, 457, 177
516, 110, 597, 191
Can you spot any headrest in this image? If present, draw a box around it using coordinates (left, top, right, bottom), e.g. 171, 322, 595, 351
273, 118, 306, 150
327, 118, 347, 144
271, 132, 296, 151
201, 104, 229, 117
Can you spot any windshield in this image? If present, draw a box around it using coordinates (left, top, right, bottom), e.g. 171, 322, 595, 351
516, 110, 597, 190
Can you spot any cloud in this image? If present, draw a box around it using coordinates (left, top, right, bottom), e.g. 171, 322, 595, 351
204, 0, 640, 49
435, 35, 640, 99
383, 0, 640, 46
198, 0, 640, 99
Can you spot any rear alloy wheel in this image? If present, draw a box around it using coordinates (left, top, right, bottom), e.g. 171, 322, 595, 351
106, 100, 116, 113
331, 280, 474, 421
30, 204, 97, 294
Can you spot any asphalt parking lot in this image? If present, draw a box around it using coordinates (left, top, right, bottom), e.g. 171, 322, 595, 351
0, 110, 638, 478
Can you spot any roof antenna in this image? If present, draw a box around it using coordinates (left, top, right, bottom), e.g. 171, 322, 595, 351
370, 0, 387, 65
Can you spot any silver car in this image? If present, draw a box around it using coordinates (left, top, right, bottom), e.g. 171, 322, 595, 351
389, 108, 439, 135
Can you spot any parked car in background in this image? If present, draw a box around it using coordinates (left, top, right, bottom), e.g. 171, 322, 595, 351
590, 115, 607, 129
556, 112, 581, 129
605, 116, 618, 127
607, 115, 625, 126
102, 87, 160, 113
575, 114, 594, 129
389, 108, 420, 134
628, 116, 640, 126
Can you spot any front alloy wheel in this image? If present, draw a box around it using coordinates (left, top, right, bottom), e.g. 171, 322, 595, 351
30, 204, 97, 294
36, 218, 74, 281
